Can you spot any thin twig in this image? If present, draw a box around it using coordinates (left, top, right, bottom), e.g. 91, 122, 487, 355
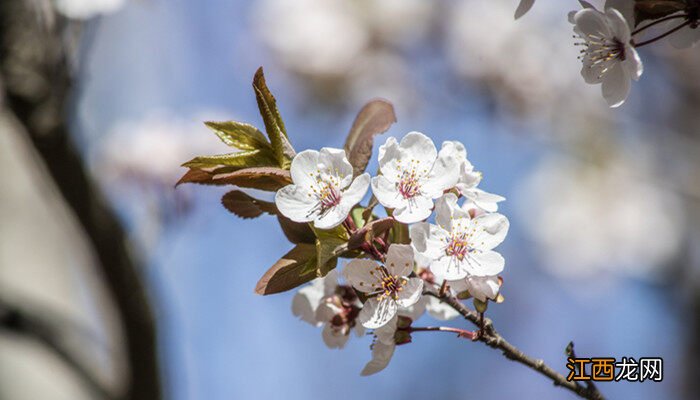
633, 20, 692, 47
424, 291, 605, 400
631, 14, 688, 36
409, 326, 475, 339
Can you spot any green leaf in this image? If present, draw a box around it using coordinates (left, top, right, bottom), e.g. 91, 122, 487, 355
309, 225, 349, 275
204, 121, 271, 151
255, 244, 318, 295
253, 67, 296, 168
181, 148, 277, 169
390, 219, 411, 245
221, 190, 277, 219
473, 298, 488, 313
343, 99, 397, 177
213, 167, 292, 191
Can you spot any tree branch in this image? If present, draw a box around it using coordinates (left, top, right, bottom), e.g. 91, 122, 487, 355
0, 2, 162, 399
425, 291, 605, 400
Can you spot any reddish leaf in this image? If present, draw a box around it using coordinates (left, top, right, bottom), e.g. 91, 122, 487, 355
214, 167, 292, 191
343, 99, 397, 177
277, 215, 315, 244
255, 244, 317, 295
221, 190, 277, 219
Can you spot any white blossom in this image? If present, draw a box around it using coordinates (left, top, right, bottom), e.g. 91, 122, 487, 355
360, 317, 397, 376
450, 275, 501, 303
410, 193, 509, 281
371, 132, 460, 224
291, 270, 364, 349
446, 141, 504, 212
572, 6, 643, 107
276, 148, 370, 230
344, 244, 423, 329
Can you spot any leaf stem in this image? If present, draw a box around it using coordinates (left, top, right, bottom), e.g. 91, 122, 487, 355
410, 326, 475, 339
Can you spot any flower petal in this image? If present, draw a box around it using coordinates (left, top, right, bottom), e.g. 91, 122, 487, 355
385, 244, 414, 277
344, 259, 381, 293
374, 315, 398, 345
422, 141, 461, 197
289, 149, 320, 188
426, 296, 460, 320
360, 341, 395, 376
341, 172, 370, 209
396, 277, 423, 308
410, 222, 449, 262
601, 62, 630, 108
464, 188, 505, 212
468, 250, 505, 276
430, 255, 468, 281
377, 136, 402, 179
314, 205, 349, 230
393, 194, 434, 223
621, 46, 643, 81
322, 323, 351, 349
291, 283, 324, 326
606, 8, 630, 42
359, 297, 398, 329
470, 213, 509, 251
398, 131, 437, 171
275, 184, 316, 223
371, 175, 405, 209
398, 297, 426, 321
575, 8, 610, 38
464, 275, 500, 302
319, 147, 353, 187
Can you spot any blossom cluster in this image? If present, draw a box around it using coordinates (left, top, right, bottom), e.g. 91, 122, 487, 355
521, 0, 699, 107
282, 131, 509, 375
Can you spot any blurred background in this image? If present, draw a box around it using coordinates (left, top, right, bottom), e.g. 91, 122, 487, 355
1, 0, 698, 399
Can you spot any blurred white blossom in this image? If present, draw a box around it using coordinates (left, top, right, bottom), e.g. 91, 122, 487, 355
518, 150, 684, 280
54, 0, 125, 19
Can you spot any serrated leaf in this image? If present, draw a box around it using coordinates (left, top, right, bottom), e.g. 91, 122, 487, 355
277, 216, 316, 244
214, 167, 292, 191
221, 190, 277, 219
255, 244, 318, 295
343, 99, 397, 177
181, 148, 277, 169
204, 121, 271, 151
253, 67, 296, 168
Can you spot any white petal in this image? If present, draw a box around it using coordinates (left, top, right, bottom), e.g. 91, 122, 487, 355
465, 188, 505, 212
371, 175, 405, 209
398, 131, 437, 170
344, 259, 381, 293
398, 296, 426, 321
292, 284, 324, 326
315, 302, 342, 323
275, 185, 316, 223
468, 251, 505, 277
410, 222, 449, 262
435, 193, 467, 229
341, 173, 370, 208
426, 297, 460, 321
601, 62, 631, 108
321, 269, 340, 297
621, 46, 643, 81
318, 147, 353, 186
422, 141, 461, 197
430, 255, 468, 281
396, 277, 423, 308
377, 136, 402, 179
606, 8, 631, 42
385, 244, 414, 277
289, 150, 320, 188
604, 0, 634, 29
360, 341, 395, 376
465, 275, 500, 302
313, 205, 349, 230
359, 297, 398, 329
392, 194, 434, 224
470, 213, 509, 251
322, 323, 350, 349
575, 8, 610, 38
580, 59, 604, 84
374, 315, 398, 345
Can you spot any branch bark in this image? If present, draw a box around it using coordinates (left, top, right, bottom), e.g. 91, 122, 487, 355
425, 291, 605, 400
0, 2, 162, 399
